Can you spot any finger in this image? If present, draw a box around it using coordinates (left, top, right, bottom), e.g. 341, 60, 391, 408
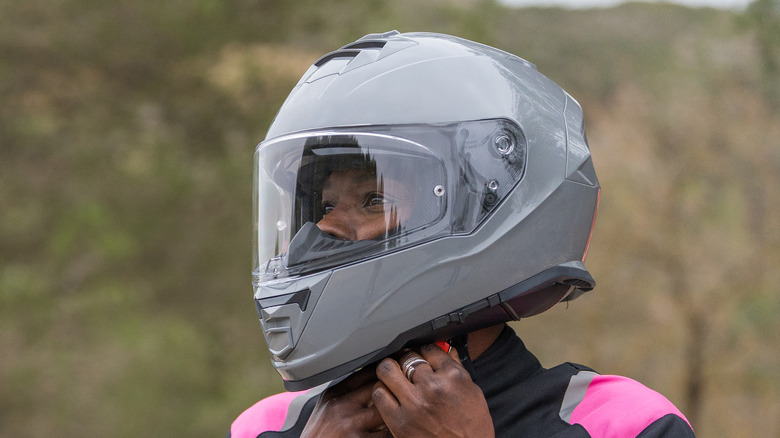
356, 398, 386, 432
419, 342, 457, 370
324, 381, 387, 432
350, 376, 384, 406
370, 380, 401, 416
375, 357, 413, 399
419, 343, 472, 384
326, 366, 377, 398
366, 421, 393, 438
448, 344, 462, 363
330, 390, 385, 433
398, 350, 434, 383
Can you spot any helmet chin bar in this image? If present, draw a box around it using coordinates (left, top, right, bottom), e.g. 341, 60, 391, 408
279, 261, 594, 391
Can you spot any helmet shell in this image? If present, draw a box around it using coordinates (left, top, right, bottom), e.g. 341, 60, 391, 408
254, 31, 600, 390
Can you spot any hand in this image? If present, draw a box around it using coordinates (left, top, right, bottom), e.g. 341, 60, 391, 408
301, 367, 391, 438
372, 343, 495, 438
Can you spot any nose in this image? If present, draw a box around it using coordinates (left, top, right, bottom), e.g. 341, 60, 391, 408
316, 208, 355, 240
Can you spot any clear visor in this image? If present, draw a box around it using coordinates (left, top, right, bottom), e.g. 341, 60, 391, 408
253, 119, 526, 282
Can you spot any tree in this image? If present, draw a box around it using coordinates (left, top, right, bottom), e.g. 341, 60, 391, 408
745, 0, 780, 106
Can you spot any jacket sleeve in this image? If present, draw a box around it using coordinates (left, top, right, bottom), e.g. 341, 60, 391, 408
564, 372, 694, 437
228, 391, 304, 438
637, 414, 695, 437
227, 386, 325, 438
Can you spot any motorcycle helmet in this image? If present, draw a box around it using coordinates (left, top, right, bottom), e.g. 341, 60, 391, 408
252, 31, 600, 391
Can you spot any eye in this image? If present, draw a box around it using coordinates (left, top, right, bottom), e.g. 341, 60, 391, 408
364, 192, 386, 208
322, 202, 335, 216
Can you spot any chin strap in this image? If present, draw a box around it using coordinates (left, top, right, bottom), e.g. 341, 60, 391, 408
449, 334, 478, 382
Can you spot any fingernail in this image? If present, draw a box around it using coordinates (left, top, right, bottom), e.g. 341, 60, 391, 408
377, 358, 393, 372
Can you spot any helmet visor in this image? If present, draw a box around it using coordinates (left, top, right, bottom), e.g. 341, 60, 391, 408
253, 120, 526, 281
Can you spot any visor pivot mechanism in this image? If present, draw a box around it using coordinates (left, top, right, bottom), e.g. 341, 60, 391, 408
433, 185, 445, 197
494, 134, 515, 156
483, 180, 500, 211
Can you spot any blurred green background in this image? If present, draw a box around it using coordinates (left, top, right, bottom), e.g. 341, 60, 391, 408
2, 0, 778, 436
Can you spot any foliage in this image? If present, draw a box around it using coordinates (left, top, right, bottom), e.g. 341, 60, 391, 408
743, 0, 780, 104
1, 0, 778, 436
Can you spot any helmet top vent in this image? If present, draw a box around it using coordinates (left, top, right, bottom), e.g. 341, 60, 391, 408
313, 49, 367, 68
308, 32, 416, 81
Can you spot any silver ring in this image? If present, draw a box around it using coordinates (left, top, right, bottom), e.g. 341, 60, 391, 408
401, 357, 429, 382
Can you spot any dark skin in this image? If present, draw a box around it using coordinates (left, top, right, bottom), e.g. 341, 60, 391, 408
300, 325, 503, 437
301, 169, 500, 437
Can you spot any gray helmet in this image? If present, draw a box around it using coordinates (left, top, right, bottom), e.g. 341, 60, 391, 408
252, 31, 600, 391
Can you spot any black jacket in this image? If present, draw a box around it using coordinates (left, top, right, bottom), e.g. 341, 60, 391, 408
229, 326, 694, 437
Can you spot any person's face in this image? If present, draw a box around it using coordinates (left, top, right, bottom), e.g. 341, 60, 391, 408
316, 169, 414, 241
